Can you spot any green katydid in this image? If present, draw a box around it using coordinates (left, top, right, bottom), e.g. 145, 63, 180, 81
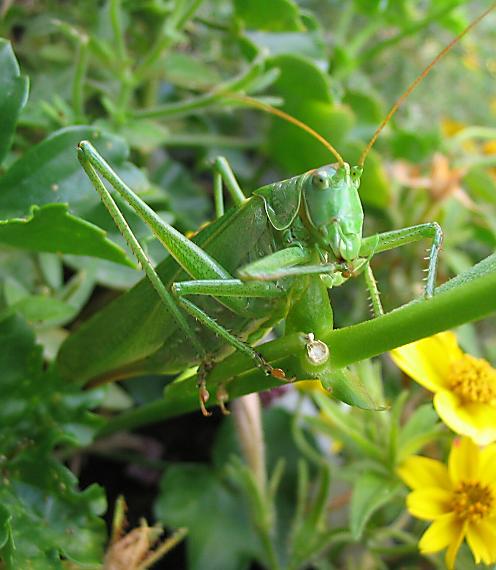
58, 3, 494, 416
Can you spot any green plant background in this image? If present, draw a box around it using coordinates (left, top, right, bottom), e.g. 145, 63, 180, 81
0, 0, 495, 568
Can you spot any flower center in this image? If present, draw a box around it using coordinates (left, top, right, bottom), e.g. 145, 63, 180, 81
448, 355, 496, 405
451, 481, 494, 522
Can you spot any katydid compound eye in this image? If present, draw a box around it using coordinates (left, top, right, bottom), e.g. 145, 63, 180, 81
312, 170, 329, 190
351, 166, 363, 179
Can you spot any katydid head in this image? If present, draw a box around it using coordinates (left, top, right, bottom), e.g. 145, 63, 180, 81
303, 163, 364, 260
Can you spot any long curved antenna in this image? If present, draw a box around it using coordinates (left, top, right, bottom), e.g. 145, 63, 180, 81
225, 93, 345, 166
359, 2, 496, 167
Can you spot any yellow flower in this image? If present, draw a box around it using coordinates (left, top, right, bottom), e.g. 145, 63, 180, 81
398, 437, 496, 569
391, 332, 496, 445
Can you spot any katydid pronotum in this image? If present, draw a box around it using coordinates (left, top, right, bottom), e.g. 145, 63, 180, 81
61, 4, 494, 416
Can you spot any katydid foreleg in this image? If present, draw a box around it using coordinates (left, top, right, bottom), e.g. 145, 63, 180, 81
359, 222, 443, 298
363, 264, 384, 318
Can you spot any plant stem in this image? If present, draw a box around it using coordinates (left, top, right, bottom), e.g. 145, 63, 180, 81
133, 57, 264, 120
110, 0, 127, 63
72, 36, 89, 122
232, 394, 267, 493
159, 134, 261, 149
98, 253, 496, 435
135, 0, 204, 82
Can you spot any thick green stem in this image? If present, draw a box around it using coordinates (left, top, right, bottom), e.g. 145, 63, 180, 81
98, 253, 496, 436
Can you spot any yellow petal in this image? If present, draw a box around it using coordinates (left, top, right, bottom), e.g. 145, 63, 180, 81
448, 436, 480, 484
406, 488, 453, 520
296, 380, 327, 395
479, 443, 496, 486
390, 332, 462, 393
434, 391, 496, 445
397, 455, 451, 491
419, 513, 463, 554
466, 519, 496, 565
444, 520, 466, 570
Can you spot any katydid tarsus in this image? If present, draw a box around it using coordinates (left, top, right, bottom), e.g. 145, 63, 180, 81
63, 4, 494, 416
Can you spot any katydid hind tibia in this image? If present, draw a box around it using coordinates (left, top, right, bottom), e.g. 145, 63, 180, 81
57, 4, 493, 415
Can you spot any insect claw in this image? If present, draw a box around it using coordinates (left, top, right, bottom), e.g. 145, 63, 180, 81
216, 385, 230, 416
199, 384, 212, 417
268, 365, 295, 382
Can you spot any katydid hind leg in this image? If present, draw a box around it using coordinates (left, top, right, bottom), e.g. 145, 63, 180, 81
79, 142, 245, 315
79, 147, 252, 415
173, 294, 294, 382
77, 146, 206, 359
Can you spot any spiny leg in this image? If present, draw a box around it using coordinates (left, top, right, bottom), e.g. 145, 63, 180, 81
173, 278, 288, 415
172, 294, 291, 381
363, 263, 384, 318
359, 222, 443, 298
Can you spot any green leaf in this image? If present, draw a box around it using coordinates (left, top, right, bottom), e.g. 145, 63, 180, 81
390, 128, 441, 162
113, 119, 170, 153
266, 55, 354, 174
0, 39, 29, 166
343, 89, 384, 126
234, 0, 305, 31
155, 464, 260, 570
162, 52, 221, 89
5, 293, 74, 323
243, 13, 326, 61
0, 314, 107, 568
0, 126, 144, 263
350, 472, 401, 540
397, 403, 441, 461
0, 203, 133, 266
320, 367, 387, 410
153, 157, 211, 231
0, 126, 134, 219
464, 166, 496, 205
0, 505, 12, 550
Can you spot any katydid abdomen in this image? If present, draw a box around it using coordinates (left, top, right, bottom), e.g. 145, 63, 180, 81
57, 193, 308, 385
